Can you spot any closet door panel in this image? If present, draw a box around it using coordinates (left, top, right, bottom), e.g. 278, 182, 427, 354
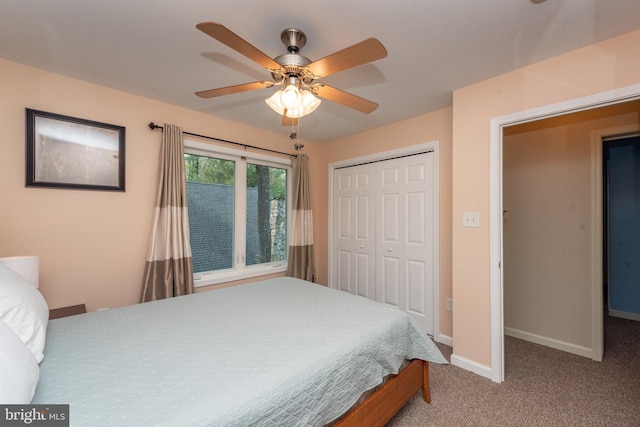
404, 154, 435, 333
406, 192, 425, 244
338, 195, 352, 238
338, 250, 351, 292
382, 194, 400, 242
356, 253, 372, 298
381, 256, 400, 307
407, 260, 426, 314
376, 153, 434, 334
403, 154, 435, 333
377, 162, 405, 308
334, 165, 375, 299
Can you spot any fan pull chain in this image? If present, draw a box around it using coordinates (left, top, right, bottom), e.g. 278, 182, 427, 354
289, 119, 304, 151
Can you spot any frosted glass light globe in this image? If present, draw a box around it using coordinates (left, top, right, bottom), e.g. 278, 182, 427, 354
280, 84, 301, 110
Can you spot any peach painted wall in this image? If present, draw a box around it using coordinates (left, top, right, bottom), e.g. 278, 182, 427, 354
452, 29, 640, 367
0, 58, 323, 312
316, 107, 454, 338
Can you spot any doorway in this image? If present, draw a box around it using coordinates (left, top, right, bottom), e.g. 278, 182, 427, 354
501, 108, 640, 373
603, 134, 640, 322
489, 84, 640, 383
502, 117, 596, 359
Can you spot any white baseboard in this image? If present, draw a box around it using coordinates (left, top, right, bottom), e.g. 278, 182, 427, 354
609, 309, 640, 322
504, 327, 593, 359
450, 353, 492, 380
436, 333, 453, 347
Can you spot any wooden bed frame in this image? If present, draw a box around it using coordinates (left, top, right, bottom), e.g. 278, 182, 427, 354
334, 359, 430, 427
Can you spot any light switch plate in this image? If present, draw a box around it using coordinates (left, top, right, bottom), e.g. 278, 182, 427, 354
463, 212, 480, 228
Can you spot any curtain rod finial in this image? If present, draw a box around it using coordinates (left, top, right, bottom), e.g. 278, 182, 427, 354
148, 122, 161, 130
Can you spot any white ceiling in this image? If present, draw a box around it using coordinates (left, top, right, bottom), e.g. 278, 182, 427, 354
2, 0, 640, 143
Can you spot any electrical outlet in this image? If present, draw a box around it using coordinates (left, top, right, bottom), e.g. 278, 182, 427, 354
462, 212, 480, 228
446, 297, 453, 312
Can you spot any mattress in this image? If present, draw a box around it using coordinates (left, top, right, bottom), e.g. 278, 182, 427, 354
33, 277, 446, 426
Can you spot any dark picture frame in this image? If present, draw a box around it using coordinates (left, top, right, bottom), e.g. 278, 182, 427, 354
26, 108, 125, 191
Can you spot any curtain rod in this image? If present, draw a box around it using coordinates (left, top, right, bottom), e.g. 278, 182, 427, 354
147, 122, 300, 157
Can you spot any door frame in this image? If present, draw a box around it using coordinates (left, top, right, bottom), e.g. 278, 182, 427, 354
489, 83, 640, 382
328, 141, 440, 339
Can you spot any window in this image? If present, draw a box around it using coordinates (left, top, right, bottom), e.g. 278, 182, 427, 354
184, 140, 290, 286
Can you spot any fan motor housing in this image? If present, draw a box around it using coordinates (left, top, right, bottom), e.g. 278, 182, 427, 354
281, 28, 306, 52
272, 28, 312, 82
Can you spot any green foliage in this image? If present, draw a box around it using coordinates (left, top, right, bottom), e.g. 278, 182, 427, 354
184, 154, 286, 200
184, 154, 234, 185
247, 163, 287, 200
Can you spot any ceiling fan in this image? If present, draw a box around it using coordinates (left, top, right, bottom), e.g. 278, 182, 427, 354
195, 22, 388, 126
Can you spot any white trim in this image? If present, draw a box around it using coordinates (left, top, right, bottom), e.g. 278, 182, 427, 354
590, 129, 604, 362
489, 83, 640, 383
504, 327, 593, 359
194, 264, 287, 287
609, 309, 640, 322
235, 157, 247, 270
436, 334, 453, 347
329, 142, 436, 169
489, 117, 504, 383
432, 144, 440, 343
450, 353, 492, 380
184, 138, 292, 166
328, 141, 440, 338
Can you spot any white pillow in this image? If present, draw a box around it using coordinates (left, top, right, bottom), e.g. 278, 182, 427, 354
0, 264, 49, 363
0, 319, 39, 403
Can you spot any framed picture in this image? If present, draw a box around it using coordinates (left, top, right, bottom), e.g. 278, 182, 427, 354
26, 109, 125, 191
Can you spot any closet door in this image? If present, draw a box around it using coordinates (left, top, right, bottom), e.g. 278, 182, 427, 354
375, 153, 434, 334
333, 164, 376, 299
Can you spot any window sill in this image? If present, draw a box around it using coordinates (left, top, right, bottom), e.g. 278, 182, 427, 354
193, 264, 287, 288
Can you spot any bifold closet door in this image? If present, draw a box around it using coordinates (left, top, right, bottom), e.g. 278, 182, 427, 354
375, 153, 434, 335
333, 163, 376, 300
332, 152, 435, 335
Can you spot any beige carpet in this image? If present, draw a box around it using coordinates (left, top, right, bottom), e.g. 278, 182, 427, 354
387, 315, 640, 426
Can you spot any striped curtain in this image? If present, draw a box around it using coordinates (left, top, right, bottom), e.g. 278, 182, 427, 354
140, 124, 194, 302
287, 154, 316, 282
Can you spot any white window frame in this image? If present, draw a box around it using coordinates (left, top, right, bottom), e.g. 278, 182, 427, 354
184, 138, 292, 287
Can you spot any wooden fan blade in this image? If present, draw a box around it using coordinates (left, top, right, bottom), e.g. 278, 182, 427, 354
282, 114, 298, 127
314, 84, 379, 114
306, 38, 387, 78
196, 22, 282, 71
195, 81, 274, 99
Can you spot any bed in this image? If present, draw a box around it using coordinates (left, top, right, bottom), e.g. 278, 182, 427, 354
2, 270, 446, 426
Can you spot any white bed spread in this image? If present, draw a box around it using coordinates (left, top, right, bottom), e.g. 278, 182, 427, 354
33, 277, 446, 426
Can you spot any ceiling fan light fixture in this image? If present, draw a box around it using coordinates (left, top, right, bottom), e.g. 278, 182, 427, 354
267, 87, 320, 118
265, 90, 285, 115
283, 90, 321, 118
280, 80, 301, 110
300, 90, 321, 116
